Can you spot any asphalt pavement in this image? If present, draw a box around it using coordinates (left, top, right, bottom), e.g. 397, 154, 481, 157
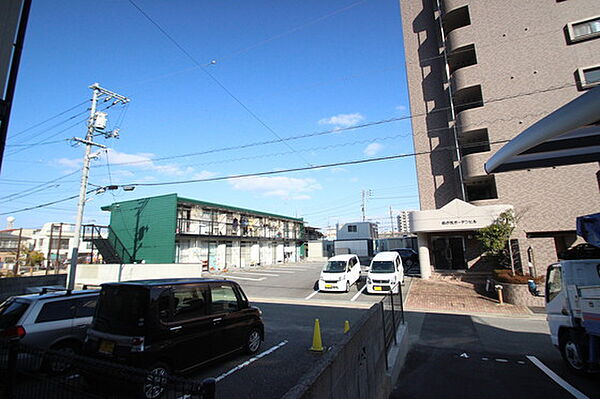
391, 312, 599, 399
195, 261, 410, 398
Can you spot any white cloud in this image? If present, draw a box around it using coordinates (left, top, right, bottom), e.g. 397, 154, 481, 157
54, 150, 215, 180
55, 158, 81, 170
229, 176, 321, 200
318, 113, 364, 129
330, 167, 347, 174
193, 170, 217, 180
363, 142, 383, 156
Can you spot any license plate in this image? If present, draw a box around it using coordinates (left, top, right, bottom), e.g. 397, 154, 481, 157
325, 284, 333, 288
374, 286, 382, 291
98, 340, 115, 354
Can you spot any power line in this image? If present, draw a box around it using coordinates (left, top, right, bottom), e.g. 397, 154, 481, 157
122, 138, 511, 188
0, 169, 80, 202
0, 188, 99, 216
90, 81, 572, 169
127, 0, 312, 167
8, 100, 89, 140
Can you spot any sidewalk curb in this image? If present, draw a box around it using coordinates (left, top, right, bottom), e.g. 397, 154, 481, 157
403, 306, 547, 320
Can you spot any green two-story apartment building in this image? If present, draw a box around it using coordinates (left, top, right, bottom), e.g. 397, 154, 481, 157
100, 194, 305, 270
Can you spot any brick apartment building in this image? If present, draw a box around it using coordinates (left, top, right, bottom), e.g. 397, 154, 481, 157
399, 0, 600, 277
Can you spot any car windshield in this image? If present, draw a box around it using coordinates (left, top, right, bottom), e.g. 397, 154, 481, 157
0, 298, 29, 329
323, 261, 346, 273
370, 261, 395, 273
93, 286, 148, 335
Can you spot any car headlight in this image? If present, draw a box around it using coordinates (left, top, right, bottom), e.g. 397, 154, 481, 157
319, 277, 324, 282
338, 275, 345, 281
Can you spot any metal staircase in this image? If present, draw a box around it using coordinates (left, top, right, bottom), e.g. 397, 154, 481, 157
82, 225, 133, 264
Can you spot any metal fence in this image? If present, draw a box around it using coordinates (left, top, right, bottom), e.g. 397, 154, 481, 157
380, 282, 405, 369
0, 340, 215, 399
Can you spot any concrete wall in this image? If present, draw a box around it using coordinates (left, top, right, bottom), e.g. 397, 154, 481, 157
0, 274, 67, 301
282, 304, 408, 399
74, 263, 203, 287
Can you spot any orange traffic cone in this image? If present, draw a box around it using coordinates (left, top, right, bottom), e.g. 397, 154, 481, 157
310, 318, 324, 352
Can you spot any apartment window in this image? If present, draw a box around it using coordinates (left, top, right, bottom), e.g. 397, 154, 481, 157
453, 85, 484, 114
347, 225, 357, 232
576, 65, 600, 89
566, 16, 600, 43
459, 129, 491, 156
465, 176, 498, 201
448, 44, 477, 74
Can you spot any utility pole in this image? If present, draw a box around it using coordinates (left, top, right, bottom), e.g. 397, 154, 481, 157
361, 189, 372, 222
67, 83, 129, 290
12, 228, 22, 275
46, 223, 54, 275
389, 206, 395, 236
55, 223, 63, 274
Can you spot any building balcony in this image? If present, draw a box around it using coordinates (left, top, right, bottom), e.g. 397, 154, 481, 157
461, 151, 491, 180
176, 218, 302, 241
451, 64, 481, 95
453, 85, 484, 115
446, 25, 473, 55
442, 0, 469, 16
455, 106, 487, 134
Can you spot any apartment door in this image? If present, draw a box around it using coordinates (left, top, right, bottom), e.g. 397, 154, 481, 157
431, 236, 466, 270
208, 242, 218, 270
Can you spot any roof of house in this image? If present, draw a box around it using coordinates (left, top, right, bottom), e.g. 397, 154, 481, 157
101, 193, 304, 222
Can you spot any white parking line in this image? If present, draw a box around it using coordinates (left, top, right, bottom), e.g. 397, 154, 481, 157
212, 275, 266, 281
350, 285, 367, 302
262, 269, 296, 274
229, 271, 280, 277
215, 340, 288, 382
526, 356, 590, 399
304, 290, 319, 300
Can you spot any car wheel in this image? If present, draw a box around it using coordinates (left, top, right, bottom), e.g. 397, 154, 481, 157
142, 363, 170, 399
246, 328, 262, 355
43, 342, 78, 374
560, 331, 589, 374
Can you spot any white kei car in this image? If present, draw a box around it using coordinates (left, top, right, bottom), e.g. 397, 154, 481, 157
366, 251, 404, 294
318, 254, 362, 292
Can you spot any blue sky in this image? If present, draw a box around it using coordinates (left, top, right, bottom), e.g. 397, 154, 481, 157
1, 0, 419, 232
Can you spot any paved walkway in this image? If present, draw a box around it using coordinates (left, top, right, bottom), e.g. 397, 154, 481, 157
405, 274, 532, 316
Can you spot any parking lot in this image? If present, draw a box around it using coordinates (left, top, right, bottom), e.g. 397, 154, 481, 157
2, 261, 405, 398
207, 261, 413, 308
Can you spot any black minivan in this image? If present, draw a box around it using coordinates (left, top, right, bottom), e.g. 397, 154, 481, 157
83, 278, 264, 398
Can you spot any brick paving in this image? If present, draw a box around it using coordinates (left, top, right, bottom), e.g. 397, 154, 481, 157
405, 274, 532, 315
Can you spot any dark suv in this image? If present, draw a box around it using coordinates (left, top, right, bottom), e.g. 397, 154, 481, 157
83, 278, 264, 398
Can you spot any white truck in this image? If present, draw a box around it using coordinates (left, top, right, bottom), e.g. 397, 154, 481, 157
541, 213, 600, 374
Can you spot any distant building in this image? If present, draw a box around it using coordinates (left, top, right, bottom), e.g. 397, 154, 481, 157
97, 194, 305, 270
396, 211, 412, 234
334, 222, 378, 259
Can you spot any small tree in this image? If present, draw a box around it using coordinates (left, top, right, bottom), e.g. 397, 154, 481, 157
25, 250, 45, 266
477, 210, 516, 274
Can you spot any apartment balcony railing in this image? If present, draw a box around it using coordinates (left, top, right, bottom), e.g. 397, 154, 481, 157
176, 218, 302, 240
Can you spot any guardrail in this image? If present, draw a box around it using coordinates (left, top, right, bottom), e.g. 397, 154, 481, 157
0, 339, 215, 399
